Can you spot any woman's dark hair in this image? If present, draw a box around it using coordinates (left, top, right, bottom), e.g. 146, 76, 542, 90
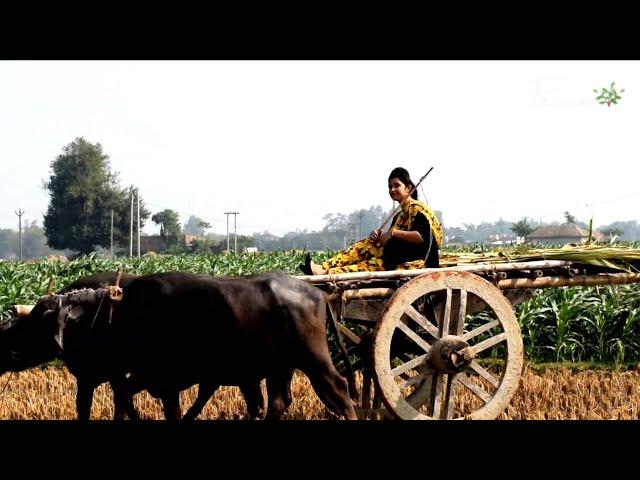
388, 167, 418, 200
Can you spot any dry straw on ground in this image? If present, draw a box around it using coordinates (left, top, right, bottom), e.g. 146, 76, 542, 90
0, 366, 638, 420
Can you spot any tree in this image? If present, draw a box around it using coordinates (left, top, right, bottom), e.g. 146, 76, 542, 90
563, 211, 577, 224
511, 217, 534, 237
322, 213, 348, 233
183, 215, 210, 236
600, 227, 624, 238
0, 229, 17, 259
22, 220, 56, 259
43, 137, 150, 254
347, 206, 387, 238
152, 209, 182, 242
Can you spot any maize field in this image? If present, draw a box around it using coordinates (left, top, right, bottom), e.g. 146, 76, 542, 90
3, 251, 640, 364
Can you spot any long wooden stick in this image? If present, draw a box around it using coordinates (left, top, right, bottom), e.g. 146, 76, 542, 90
378, 166, 434, 232
294, 259, 572, 283
498, 272, 640, 290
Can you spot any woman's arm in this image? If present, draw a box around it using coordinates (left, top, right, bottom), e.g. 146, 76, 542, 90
379, 227, 423, 245
380, 212, 430, 246
390, 228, 423, 244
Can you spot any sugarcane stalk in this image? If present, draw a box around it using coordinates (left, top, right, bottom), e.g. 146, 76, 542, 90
498, 272, 640, 290
295, 259, 573, 284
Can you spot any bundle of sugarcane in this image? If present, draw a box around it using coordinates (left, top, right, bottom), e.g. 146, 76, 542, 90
512, 245, 640, 272
438, 245, 640, 272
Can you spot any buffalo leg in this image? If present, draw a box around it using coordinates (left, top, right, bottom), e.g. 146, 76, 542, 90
111, 376, 141, 420
299, 344, 357, 420
182, 383, 220, 421
239, 381, 265, 419
305, 366, 357, 420
264, 369, 294, 420
161, 391, 182, 421
76, 379, 95, 421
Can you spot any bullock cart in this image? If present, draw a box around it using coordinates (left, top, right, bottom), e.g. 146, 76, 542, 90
294, 256, 640, 420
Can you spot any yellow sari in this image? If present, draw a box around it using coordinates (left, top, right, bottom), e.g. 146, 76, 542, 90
321, 199, 442, 274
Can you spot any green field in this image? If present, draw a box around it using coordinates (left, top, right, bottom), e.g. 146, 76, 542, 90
2, 251, 640, 365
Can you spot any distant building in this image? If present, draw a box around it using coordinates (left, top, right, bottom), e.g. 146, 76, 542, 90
245, 247, 258, 253
444, 235, 467, 248
140, 234, 201, 254
527, 224, 604, 245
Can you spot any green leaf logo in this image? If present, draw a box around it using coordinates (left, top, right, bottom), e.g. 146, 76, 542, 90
594, 82, 625, 107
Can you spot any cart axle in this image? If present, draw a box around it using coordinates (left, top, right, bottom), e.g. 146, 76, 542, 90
427, 335, 476, 375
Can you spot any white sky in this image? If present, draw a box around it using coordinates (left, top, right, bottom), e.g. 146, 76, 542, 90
1, 60, 639, 237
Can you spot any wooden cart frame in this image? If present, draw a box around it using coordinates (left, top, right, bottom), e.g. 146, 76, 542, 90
295, 260, 640, 420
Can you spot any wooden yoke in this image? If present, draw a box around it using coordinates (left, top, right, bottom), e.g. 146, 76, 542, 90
47, 275, 125, 350
108, 268, 124, 323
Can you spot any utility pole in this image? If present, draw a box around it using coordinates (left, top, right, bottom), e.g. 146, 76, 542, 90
15, 209, 24, 261
224, 211, 239, 253
137, 190, 141, 257
129, 186, 134, 257
358, 211, 365, 240
110, 209, 114, 258
224, 212, 230, 252
234, 212, 239, 253
348, 223, 357, 246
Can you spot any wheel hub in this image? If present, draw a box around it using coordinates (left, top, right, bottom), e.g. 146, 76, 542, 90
427, 335, 476, 375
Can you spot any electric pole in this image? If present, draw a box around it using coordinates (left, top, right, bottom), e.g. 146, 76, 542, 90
224, 211, 239, 253
348, 223, 357, 245
358, 211, 365, 240
137, 190, 141, 257
15, 209, 24, 261
110, 209, 114, 258
234, 212, 238, 253
224, 212, 230, 252
129, 186, 134, 257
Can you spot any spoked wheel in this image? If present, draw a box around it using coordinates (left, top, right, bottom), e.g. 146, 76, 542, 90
372, 271, 523, 420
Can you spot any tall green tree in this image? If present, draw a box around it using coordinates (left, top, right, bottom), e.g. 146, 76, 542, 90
183, 215, 210, 236
43, 137, 149, 254
511, 217, 534, 237
152, 209, 181, 238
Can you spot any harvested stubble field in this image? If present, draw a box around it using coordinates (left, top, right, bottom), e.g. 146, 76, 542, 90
0, 365, 638, 420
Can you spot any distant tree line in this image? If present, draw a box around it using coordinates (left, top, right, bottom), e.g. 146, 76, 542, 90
4, 136, 640, 259
0, 220, 68, 260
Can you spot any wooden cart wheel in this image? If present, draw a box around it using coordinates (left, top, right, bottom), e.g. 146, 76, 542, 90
372, 270, 523, 420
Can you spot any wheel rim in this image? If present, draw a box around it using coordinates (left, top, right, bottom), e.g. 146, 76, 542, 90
372, 271, 523, 420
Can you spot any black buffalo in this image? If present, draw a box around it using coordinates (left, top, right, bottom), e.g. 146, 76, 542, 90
1, 271, 356, 420
73, 271, 356, 420
0, 273, 265, 420
0, 273, 144, 419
